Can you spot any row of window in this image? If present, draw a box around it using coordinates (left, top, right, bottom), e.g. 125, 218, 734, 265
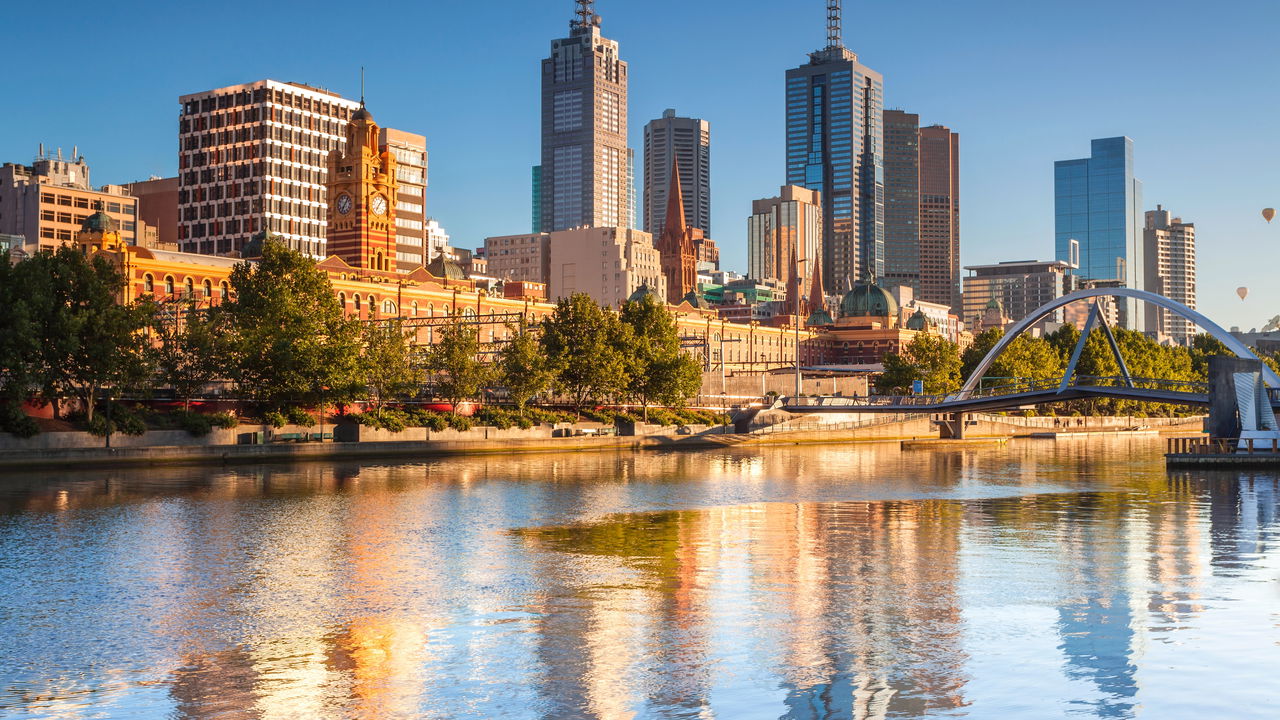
39, 194, 134, 215
142, 274, 230, 300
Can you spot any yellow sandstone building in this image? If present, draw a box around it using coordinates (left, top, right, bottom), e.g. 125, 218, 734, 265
69, 101, 815, 374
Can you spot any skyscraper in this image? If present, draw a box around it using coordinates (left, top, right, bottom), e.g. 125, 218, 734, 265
380, 127, 429, 270
882, 110, 919, 291
785, 1, 884, 290
918, 123, 960, 311
1143, 206, 1196, 345
1055, 136, 1144, 329
643, 109, 711, 239
177, 79, 361, 257
539, 1, 630, 232
747, 185, 823, 289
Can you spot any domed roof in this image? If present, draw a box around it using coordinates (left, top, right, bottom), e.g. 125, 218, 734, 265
351, 103, 375, 123
626, 284, 662, 304
806, 308, 835, 327
840, 278, 898, 318
427, 254, 467, 281
984, 297, 1003, 312
80, 207, 117, 234
681, 290, 712, 310
905, 308, 934, 331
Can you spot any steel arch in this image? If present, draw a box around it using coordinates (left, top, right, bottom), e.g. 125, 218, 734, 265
958, 288, 1280, 398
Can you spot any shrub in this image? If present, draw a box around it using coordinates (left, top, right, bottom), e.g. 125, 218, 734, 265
516, 415, 534, 429
263, 410, 288, 428
477, 406, 517, 429
173, 411, 213, 437
447, 413, 473, 432
209, 411, 239, 429
286, 407, 315, 427
352, 409, 410, 432
86, 404, 147, 437
0, 404, 39, 438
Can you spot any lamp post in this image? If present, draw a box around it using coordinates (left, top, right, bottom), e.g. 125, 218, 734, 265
794, 259, 808, 399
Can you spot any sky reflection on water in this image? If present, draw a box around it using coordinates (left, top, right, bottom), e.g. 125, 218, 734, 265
0, 438, 1277, 719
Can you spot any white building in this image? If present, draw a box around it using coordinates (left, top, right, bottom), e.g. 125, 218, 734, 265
1143, 205, 1196, 345
547, 226, 665, 307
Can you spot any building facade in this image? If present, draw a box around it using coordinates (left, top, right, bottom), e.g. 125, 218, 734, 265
124, 177, 180, 249
918, 124, 960, 311
178, 79, 362, 257
961, 259, 1076, 330
539, 6, 630, 232
785, 14, 884, 290
643, 109, 710, 239
1143, 205, 1196, 345
380, 128, 429, 270
1055, 136, 1144, 328
547, 226, 665, 307
882, 110, 919, 291
0, 149, 139, 255
747, 185, 823, 290
484, 232, 551, 284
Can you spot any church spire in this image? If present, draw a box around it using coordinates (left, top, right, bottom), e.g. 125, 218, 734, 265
663, 156, 687, 238
808, 254, 826, 315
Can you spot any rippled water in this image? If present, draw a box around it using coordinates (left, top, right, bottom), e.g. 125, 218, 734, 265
1, 438, 1278, 719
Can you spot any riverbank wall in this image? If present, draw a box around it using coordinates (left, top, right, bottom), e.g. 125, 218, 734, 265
0, 413, 1207, 471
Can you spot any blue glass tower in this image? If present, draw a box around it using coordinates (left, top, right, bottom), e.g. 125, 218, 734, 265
785, 15, 884, 291
1054, 137, 1144, 328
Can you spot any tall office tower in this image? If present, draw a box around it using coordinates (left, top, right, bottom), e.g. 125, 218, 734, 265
1055, 136, 1144, 329
747, 185, 823, 288
0, 148, 139, 255
178, 79, 361, 257
786, 1, 884, 290
1143, 205, 1196, 344
918, 124, 960, 311
882, 110, 920, 290
539, 1, 630, 232
962, 259, 1076, 329
643, 109, 711, 238
883, 112, 961, 310
380, 128, 429, 270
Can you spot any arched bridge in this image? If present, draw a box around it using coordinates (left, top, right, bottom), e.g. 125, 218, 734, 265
779, 288, 1280, 419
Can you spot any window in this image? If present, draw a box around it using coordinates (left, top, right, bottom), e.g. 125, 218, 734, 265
219, 281, 229, 299
383, 300, 396, 316
144, 274, 154, 293
411, 301, 418, 317
202, 279, 212, 298
165, 276, 175, 295
184, 278, 194, 298
354, 295, 361, 310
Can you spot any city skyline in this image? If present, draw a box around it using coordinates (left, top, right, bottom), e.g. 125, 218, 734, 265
2, 0, 1277, 326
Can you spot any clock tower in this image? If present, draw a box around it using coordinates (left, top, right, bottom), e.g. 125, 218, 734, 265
326, 100, 398, 271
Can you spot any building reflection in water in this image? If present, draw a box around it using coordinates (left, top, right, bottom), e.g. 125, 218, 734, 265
1, 444, 1279, 719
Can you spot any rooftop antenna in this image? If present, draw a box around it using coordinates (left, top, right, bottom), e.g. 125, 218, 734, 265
359, 66, 365, 107
827, 0, 842, 49
573, 0, 597, 31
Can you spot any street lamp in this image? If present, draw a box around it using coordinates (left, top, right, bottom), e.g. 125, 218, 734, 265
794, 258, 809, 399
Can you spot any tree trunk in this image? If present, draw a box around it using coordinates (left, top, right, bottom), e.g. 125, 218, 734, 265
85, 386, 97, 423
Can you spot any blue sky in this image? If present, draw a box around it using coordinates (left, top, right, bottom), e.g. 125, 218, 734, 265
4, 0, 1279, 327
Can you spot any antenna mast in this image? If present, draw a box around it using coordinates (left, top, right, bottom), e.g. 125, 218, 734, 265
572, 0, 598, 32
827, 0, 842, 48
360, 66, 366, 106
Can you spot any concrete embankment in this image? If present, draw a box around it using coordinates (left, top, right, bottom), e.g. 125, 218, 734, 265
0, 413, 1208, 471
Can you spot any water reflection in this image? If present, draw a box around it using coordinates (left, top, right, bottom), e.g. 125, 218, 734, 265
0, 442, 1278, 718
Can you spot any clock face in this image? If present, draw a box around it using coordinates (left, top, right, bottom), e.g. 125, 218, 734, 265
370, 194, 388, 216
335, 193, 352, 215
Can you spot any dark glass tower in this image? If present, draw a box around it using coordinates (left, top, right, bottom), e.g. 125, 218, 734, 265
785, 6, 884, 290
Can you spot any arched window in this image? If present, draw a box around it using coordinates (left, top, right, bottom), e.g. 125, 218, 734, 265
219, 281, 229, 300
202, 279, 212, 298
184, 278, 194, 298
411, 301, 418, 317
164, 276, 175, 295
143, 274, 154, 293
354, 295, 362, 311
427, 303, 434, 316
338, 292, 346, 310
463, 307, 477, 319
383, 300, 396, 316
442, 304, 450, 316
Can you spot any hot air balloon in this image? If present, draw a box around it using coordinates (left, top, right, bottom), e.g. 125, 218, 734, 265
1264, 208, 1276, 223
1237, 286, 1249, 301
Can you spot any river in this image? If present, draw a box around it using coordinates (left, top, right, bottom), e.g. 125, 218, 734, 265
0, 438, 1277, 719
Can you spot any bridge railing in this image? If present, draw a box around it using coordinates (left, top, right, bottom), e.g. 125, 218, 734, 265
782, 375, 1211, 410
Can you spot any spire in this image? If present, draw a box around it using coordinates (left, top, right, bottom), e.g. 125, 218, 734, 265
827, 0, 842, 49
808, 255, 826, 314
787, 245, 800, 315
359, 66, 365, 108
662, 156, 687, 238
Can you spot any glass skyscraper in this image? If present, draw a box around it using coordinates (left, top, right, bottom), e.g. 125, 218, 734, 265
1054, 137, 1144, 328
785, 40, 883, 291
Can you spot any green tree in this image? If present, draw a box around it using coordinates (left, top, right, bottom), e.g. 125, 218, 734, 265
1188, 333, 1232, 379
618, 294, 702, 420
424, 314, 492, 413
540, 293, 629, 416
0, 256, 39, 435
220, 237, 362, 411
990, 336, 1064, 390
14, 247, 151, 421
144, 298, 221, 411
960, 327, 1004, 383
496, 322, 557, 416
361, 318, 423, 409
875, 334, 962, 395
